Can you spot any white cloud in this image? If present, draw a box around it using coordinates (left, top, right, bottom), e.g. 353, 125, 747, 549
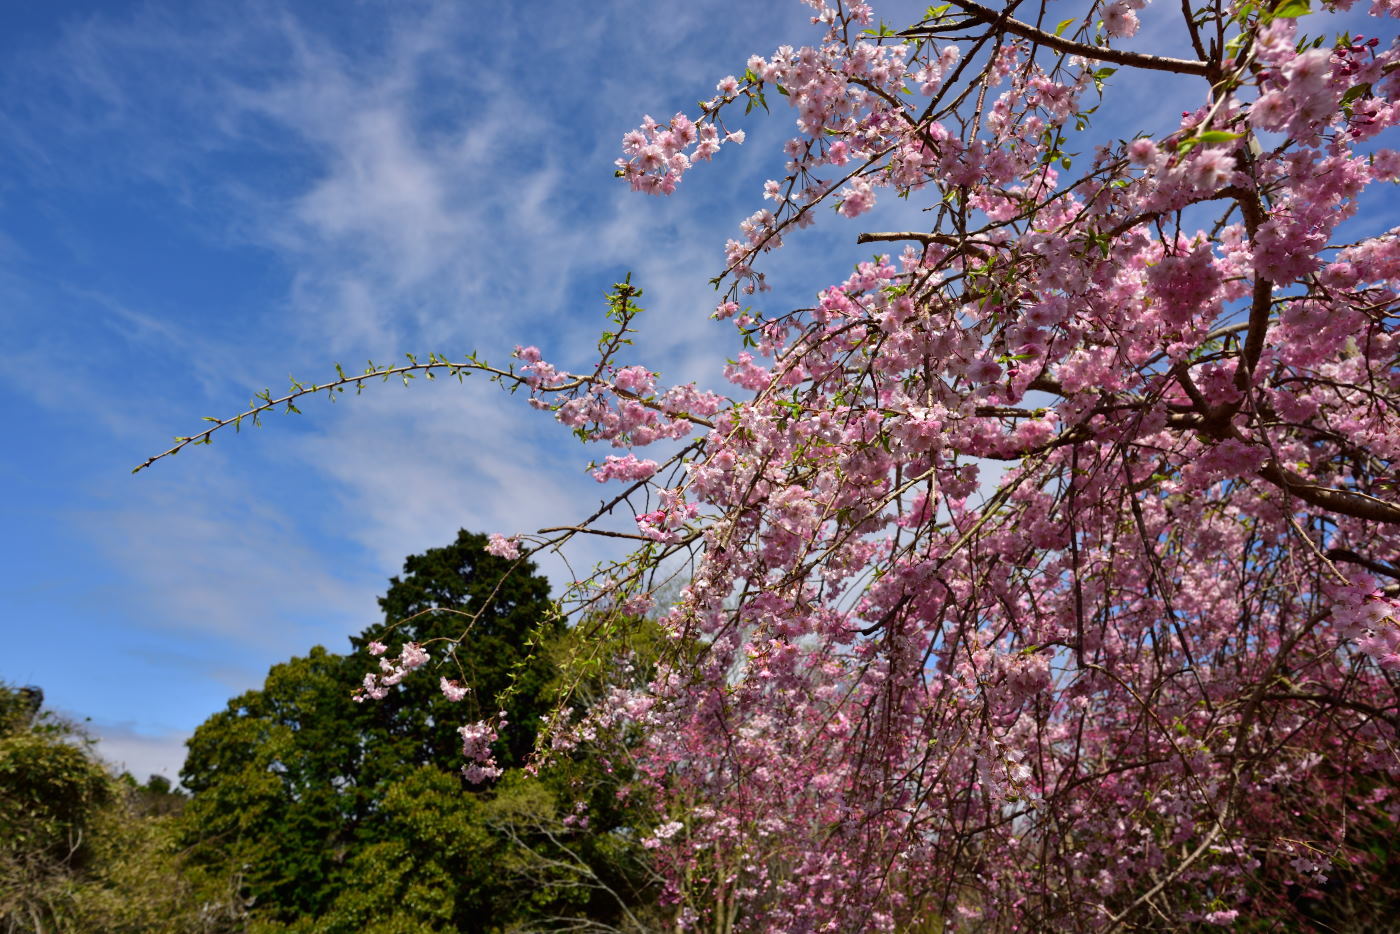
284, 378, 637, 590
79, 456, 377, 647
90, 721, 192, 783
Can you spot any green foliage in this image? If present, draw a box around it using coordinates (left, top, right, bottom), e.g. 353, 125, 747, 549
0, 686, 45, 737
0, 731, 111, 858
0, 683, 241, 934
64, 798, 246, 934
179, 530, 657, 932
0, 690, 112, 931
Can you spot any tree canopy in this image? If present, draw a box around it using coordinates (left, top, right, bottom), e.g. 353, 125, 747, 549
0, 683, 234, 934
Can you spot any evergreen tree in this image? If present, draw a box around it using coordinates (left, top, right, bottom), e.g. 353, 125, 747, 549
178, 530, 655, 932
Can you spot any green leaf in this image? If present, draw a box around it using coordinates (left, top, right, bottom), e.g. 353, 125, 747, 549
1340, 83, 1372, 106
1177, 129, 1243, 153
1341, 83, 1374, 118
1270, 0, 1310, 18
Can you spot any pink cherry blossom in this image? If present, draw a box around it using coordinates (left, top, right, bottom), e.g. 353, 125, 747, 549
485, 533, 520, 559
439, 677, 468, 702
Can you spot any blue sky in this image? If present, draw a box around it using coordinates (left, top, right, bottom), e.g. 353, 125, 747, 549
2, 0, 928, 780
3, 0, 1392, 782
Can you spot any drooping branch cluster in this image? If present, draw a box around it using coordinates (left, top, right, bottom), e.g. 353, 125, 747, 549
596, 0, 1400, 929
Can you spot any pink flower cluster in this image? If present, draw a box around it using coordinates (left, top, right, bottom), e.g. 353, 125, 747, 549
439, 677, 469, 702
351, 641, 429, 702
485, 533, 520, 559
616, 112, 745, 195
1250, 21, 1394, 143
458, 716, 505, 784
635, 488, 699, 543
512, 345, 723, 450
591, 453, 659, 483
581, 0, 1400, 927
1332, 579, 1400, 670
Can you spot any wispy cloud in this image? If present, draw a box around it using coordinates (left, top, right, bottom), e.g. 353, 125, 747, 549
87, 720, 192, 783
0, 0, 850, 741
81, 461, 375, 644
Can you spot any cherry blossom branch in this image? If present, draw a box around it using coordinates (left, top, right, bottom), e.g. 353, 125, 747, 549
1257, 463, 1400, 525
1324, 548, 1400, 581
900, 0, 1212, 76
1102, 824, 1224, 930
536, 525, 681, 544
856, 230, 993, 258
1260, 691, 1400, 728
134, 357, 716, 474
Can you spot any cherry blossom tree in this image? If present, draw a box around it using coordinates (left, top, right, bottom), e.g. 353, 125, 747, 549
146, 0, 1400, 928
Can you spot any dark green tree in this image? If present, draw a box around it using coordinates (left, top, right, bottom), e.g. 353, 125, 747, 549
178, 530, 657, 932
356, 527, 560, 776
